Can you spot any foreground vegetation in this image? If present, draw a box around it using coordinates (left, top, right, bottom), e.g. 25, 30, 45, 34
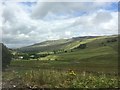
2, 69, 119, 88
2, 35, 119, 89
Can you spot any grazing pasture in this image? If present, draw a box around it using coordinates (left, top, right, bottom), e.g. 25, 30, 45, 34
2, 35, 119, 89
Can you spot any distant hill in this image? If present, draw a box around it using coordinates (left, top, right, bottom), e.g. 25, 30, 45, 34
17, 35, 118, 53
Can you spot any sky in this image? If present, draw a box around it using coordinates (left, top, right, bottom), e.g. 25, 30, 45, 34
0, 1, 118, 48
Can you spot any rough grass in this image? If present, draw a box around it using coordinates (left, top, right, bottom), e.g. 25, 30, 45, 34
2, 69, 119, 88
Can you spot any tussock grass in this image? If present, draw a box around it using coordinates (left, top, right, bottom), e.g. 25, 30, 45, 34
2, 69, 119, 88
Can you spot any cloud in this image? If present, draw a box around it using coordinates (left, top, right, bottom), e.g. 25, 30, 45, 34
93, 10, 112, 24
70, 10, 118, 36
1, 2, 118, 48
31, 2, 113, 20
71, 10, 114, 27
0, 2, 3, 42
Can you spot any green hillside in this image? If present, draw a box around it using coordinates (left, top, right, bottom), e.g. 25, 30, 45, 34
13, 35, 119, 73
17, 36, 98, 52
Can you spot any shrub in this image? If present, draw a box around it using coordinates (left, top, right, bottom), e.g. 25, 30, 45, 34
100, 42, 106, 46
107, 38, 117, 43
77, 44, 86, 49
1, 43, 12, 70
64, 51, 67, 53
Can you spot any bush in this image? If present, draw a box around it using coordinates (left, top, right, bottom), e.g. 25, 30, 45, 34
100, 42, 106, 46
77, 44, 86, 49
107, 38, 117, 43
64, 50, 67, 53
23, 54, 29, 60
1, 43, 12, 70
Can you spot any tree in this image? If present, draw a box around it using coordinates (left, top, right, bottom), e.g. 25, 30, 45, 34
101, 42, 106, 46
23, 54, 29, 60
53, 50, 56, 54
1, 43, 12, 70
64, 50, 67, 53
78, 44, 86, 49
107, 38, 117, 43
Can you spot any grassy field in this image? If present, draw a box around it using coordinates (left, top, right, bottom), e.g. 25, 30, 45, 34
10, 46, 118, 73
2, 35, 119, 89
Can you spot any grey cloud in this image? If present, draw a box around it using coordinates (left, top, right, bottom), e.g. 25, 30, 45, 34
31, 2, 53, 19
2, 7, 15, 23
70, 10, 113, 29
93, 11, 112, 24
6, 44, 29, 48
31, 2, 111, 19
2, 21, 34, 35
70, 17, 87, 27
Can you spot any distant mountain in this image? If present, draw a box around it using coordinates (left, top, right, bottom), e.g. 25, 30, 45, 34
17, 35, 118, 53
